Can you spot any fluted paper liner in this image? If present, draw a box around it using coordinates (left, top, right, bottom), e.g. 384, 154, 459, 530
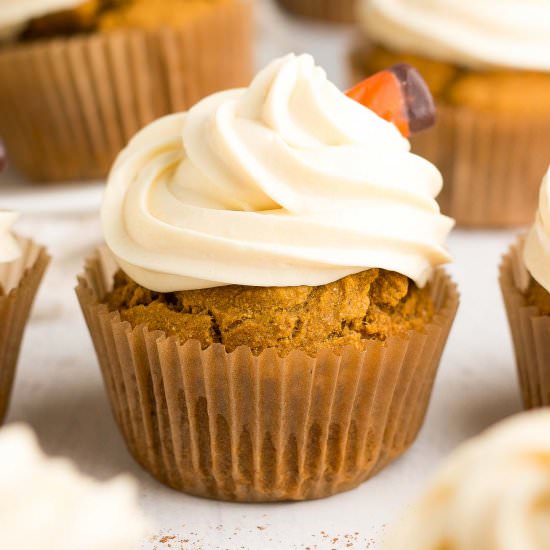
349, 51, 549, 228
0, 238, 49, 423
500, 238, 550, 409
412, 107, 550, 228
275, 0, 357, 23
0, 0, 253, 182
76, 249, 458, 501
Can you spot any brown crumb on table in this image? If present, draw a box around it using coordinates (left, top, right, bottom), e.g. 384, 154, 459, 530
106, 268, 434, 357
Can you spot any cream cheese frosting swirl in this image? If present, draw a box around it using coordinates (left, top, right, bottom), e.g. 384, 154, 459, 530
524, 168, 550, 294
359, 0, 550, 72
0, 210, 20, 263
0, 424, 148, 550
103, 54, 453, 293
0, 0, 84, 42
385, 411, 550, 550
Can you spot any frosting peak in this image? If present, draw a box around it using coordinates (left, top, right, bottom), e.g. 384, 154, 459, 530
385, 411, 550, 550
524, 168, 550, 293
103, 54, 453, 292
0, 210, 21, 263
359, 0, 550, 72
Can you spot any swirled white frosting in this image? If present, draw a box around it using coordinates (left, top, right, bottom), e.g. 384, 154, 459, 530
0, 211, 21, 263
103, 53, 453, 293
0, 424, 148, 550
385, 411, 550, 550
524, 168, 550, 294
0, 0, 83, 42
359, 0, 550, 72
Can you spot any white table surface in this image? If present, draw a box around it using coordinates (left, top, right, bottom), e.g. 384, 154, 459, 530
0, 2, 527, 548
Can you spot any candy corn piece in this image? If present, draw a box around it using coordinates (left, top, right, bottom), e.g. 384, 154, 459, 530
0, 140, 5, 173
346, 64, 436, 138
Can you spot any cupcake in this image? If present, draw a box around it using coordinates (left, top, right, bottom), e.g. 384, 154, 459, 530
500, 168, 550, 409
274, 0, 357, 24
76, 53, 458, 502
0, 424, 147, 549
385, 410, 550, 550
0, 0, 253, 182
352, 0, 550, 227
0, 155, 49, 422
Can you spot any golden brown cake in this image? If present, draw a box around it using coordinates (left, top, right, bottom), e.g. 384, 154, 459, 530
106, 268, 434, 356
99, 0, 227, 30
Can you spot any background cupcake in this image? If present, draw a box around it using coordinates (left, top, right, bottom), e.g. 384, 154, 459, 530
0, 0, 253, 182
385, 411, 550, 550
0, 424, 147, 549
352, 0, 550, 227
274, 0, 357, 24
0, 152, 49, 422
77, 54, 458, 502
500, 167, 550, 409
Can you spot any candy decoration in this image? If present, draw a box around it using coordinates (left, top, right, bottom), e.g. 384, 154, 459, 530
346, 64, 436, 138
0, 140, 5, 173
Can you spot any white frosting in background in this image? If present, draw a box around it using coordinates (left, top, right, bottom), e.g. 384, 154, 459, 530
0, 210, 21, 263
103, 54, 453, 293
0, 424, 147, 550
0, 0, 83, 42
359, 0, 550, 72
524, 168, 550, 294
385, 411, 550, 550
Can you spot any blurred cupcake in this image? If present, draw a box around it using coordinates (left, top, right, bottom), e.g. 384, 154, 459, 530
0, 0, 253, 182
0, 154, 49, 422
274, 0, 357, 23
0, 424, 147, 549
77, 53, 458, 502
500, 167, 550, 409
385, 410, 550, 550
352, 0, 550, 227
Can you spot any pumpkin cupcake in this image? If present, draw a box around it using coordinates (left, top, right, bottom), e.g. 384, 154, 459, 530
500, 167, 550, 409
385, 411, 550, 550
77, 54, 458, 502
0, 0, 253, 182
352, 0, 550, 227
0, 424, 147, 549
0, 152, 49, 423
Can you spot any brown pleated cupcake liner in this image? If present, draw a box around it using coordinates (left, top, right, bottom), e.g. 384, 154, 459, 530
0, 237, 49, 423
413, 107, 550, 228
76, 248, 458, 502
275, 0, 357, 23
500, 238, 550, 409
349, 50, 549, 228
0, 0, 253, 182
